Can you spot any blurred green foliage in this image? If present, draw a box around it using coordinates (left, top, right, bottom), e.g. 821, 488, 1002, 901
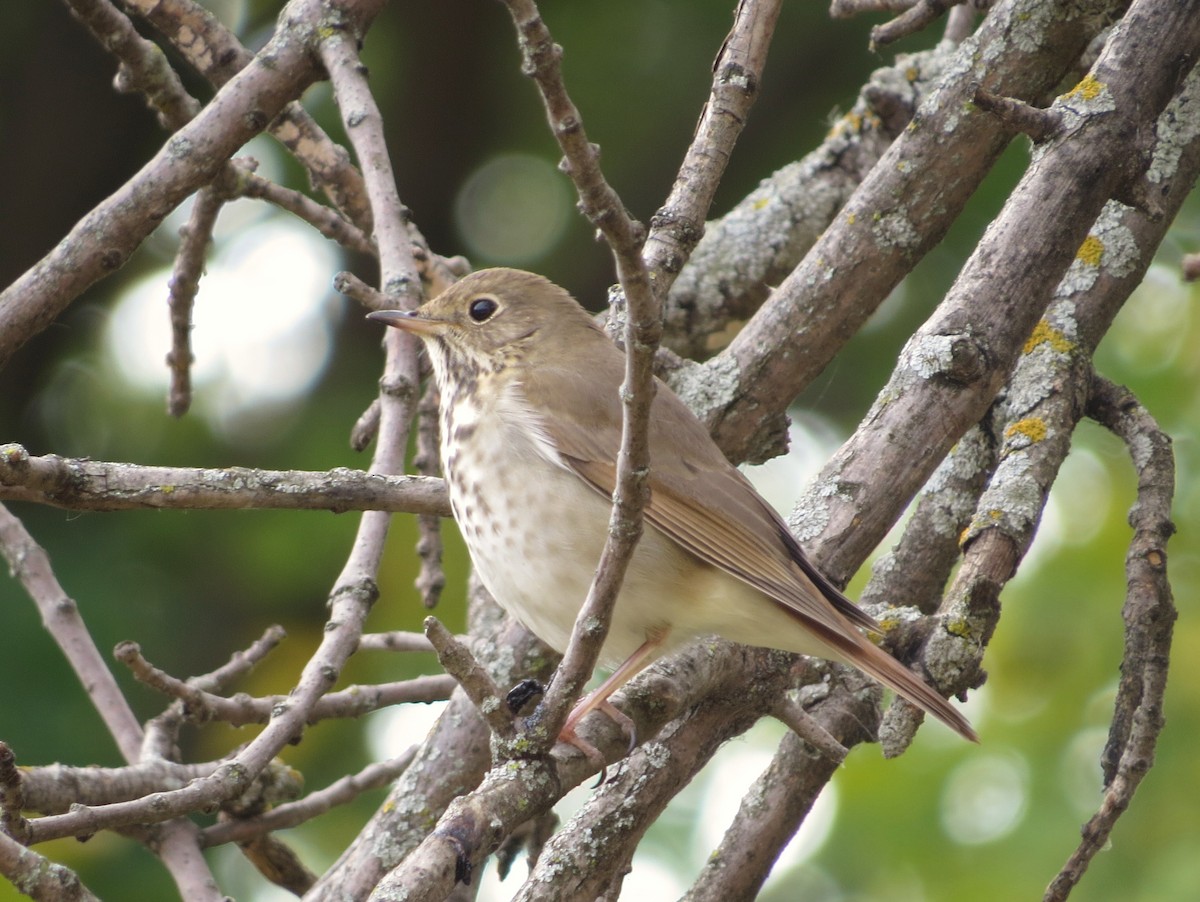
1, 2, 1196, 900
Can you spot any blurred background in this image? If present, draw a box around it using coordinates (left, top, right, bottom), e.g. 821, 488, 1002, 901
1, 1, 1197, 900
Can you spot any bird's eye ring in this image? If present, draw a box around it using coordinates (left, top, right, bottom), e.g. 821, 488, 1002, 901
468, 297, 499, 322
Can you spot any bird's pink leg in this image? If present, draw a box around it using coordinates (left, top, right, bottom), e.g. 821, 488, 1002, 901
557, 632, 666, 765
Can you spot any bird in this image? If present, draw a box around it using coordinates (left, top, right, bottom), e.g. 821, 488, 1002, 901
368, 267, 977, 751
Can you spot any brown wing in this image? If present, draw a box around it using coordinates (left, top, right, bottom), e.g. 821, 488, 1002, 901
520, 346, 880, 642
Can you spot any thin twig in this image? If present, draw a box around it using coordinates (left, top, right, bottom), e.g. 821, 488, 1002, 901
64, 0, 201, 128
871, 0, 963, 48
166, 186, 223, 416
424, 618, 512, 739
18, 759, 219, 815
202, 750, 417, 847
0, 504, 144, 763
770, 697, 848, 762
944, 1, 978, 42
1044, 376, 1176, 901
641, 0, 783, 293
319, 24, 421, 305
414, 380, 446, 608
830, 0, 917, 17
357, 630, 436, 653
124, 645, 457, 726
191, 624, 289, 693
239, 170, 375, 256
138, 625, 285, 760
498, 0, 659, 752
350, 398, 383, 452
973, 87, 1062, 143
24, 761, 301, 846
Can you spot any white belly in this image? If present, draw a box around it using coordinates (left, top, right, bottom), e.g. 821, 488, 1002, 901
442, 405, 696, 669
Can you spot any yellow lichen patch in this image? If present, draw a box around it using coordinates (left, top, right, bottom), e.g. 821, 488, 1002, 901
1064, 74, 1104, 102
846, 212, 857, 225
945, 619, 973, 639
1005, 417, 1048, 443
1023, 319, 1075, 355
1076, 234, 1104, 267
827, 111, 863, 140
752, 197, 770, 211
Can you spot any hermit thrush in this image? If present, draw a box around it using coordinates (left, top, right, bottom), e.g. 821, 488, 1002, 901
369, 268, 976, 746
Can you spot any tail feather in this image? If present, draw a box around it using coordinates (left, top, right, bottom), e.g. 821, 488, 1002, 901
846, 636, 978, 742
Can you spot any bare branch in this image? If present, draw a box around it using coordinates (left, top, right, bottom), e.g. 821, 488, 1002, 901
661, 37, 957, 361
414, 382, 446, 608
871, 0, 965, 48
496, 0, 660, 750
830, 0, 918, 17
800, 0, 1200, 587
114, 639, 456, 725
64, 0, 201, 128
0, 742, 30, 845
859, 425, 997, 617
166, 185, 223, 416
770, 697, 849, 762
973, 87, 1063, 142
642, 0, 783, 292
318, 22, 421, 305
680, 674, 875, 901
23, 760, 302, 845
123, 0, 376, 230
0, 445, 450, 517
694, 0, 1123, 464
1045, 377, 1177, 900
201, 750, 418, 847
0, 829, 99, 902
19, 760, 221, 815
0, 504, 144, 763
238, 168, 375, 256
0, 0, 387, 371
424, 618, 513, 739
357, 630, 436, 653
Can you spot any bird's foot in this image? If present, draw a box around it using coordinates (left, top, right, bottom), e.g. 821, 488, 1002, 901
557, 698, 638, 783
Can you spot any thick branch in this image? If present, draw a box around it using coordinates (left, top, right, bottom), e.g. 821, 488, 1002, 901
692, 0, 1125, 464
0, 829, 99, 902
799, 0, 1200, 586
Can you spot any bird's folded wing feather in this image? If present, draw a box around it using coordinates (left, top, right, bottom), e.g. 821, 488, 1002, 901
524, 363, 881, 641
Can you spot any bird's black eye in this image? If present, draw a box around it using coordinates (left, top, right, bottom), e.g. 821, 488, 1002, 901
468, 296, 499, 322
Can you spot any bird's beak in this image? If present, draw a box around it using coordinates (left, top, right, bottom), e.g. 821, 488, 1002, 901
366, 309, 446, 336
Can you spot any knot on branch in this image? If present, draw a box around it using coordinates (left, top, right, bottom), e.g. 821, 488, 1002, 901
908, 331, 988, 387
